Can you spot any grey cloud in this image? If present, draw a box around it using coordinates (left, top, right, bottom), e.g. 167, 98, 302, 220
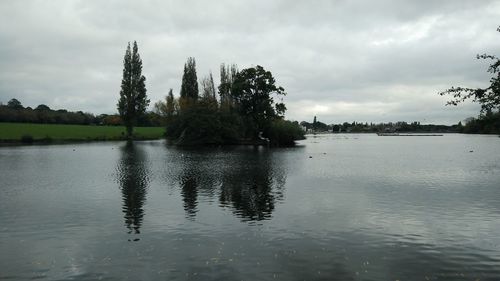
0, 0, 498, 124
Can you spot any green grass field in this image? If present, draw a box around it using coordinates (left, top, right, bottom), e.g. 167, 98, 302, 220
0, 122, 165, 142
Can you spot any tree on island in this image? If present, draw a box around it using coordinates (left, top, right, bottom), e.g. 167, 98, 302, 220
118, 41, 149, 138
165, 89, 177, 119
153, 88, 178, 124
219, 63, 238, 109
231, 65, 287, 136
179, 57, 199, 110
200, 72, 217, 107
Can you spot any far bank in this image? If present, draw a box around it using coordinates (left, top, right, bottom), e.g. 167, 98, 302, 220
0, 122, 165, 144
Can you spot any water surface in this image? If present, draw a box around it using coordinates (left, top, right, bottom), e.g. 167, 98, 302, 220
1, 134, 499, 280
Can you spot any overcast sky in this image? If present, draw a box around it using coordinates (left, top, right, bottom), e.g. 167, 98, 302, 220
1, 0, 499, 124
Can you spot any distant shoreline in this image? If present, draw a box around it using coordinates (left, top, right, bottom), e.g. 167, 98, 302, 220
306, 131, 499, 135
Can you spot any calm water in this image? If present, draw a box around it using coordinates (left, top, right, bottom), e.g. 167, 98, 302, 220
1, 134, 500, 280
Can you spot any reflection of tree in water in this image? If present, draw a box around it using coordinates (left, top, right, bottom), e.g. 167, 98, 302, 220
172, 147, 286, 221
180, 174, 198, 219
219, 151, 285, 221
116, 141, 150, 235
176, 158, 218, 219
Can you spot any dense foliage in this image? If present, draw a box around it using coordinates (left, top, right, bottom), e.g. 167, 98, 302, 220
166, 103, 243, 145
231, 66, 287, 133
218, 64, 238, 108
118, 41, 150, 137
0, 101, 97, 124
459, 111, 500, 134
164, 61, 305, 146
267, 119, 306, 146
153, 89, 177, 125
0, 98, 163, 127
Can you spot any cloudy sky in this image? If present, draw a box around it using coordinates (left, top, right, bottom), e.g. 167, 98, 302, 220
1, 0, 499, 124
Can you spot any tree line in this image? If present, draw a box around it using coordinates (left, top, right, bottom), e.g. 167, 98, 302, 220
300, 118, 463, 133
0, 97, 163, 127
457, 112, 500, 134
0, 98, 98, 125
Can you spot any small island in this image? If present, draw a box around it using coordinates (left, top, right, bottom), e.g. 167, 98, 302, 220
160, 59, 305, 146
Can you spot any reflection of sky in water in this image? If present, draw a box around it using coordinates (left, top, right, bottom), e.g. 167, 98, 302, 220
0, 134, 500, 280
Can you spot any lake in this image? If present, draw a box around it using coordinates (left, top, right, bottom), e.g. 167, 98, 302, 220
1, 134, 499, 280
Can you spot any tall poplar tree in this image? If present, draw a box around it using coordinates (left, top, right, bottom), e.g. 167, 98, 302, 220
179, 57, 198, 110
118, 41, 149, 138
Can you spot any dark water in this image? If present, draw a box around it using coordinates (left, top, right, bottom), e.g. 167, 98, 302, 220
1, 134, 500, 280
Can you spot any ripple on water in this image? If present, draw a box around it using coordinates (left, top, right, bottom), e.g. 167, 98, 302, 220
1, 137, 500, 280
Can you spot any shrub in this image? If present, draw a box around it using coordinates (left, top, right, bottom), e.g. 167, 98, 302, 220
41, 135, 53, 143
167, 105, 223, 145
267, 119, 305, 146
20, 134, 34, 143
